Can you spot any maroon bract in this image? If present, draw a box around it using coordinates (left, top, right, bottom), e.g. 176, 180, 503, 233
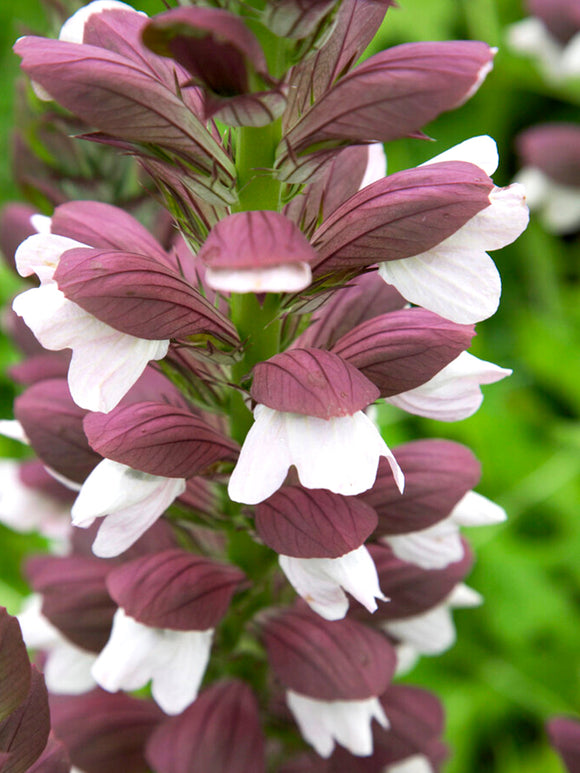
197, 210, 316, 293
142, 7, 285, 127
27, 733, 71, 773
26, 555, 116, 653
146, 680, 266, 773
311, 161, 493, 275
368, 541, 473, 621
0, 609, 33, 723
517, 123, 580, 188
13, 36, 235, 204
261, 604, 396, 701
0, 667, 51, 773
285, 0, 397, 129
55, 248, 238, 345
50, 689, 162, 773
527, 0, 580, 44
9, 352, 71, 386
251, 348, 379, 419
296, 272, 406, 350
142, 7, 269, 96
0, 203, 37, 273
332, 309, 475, 397
14, 378, 102, 484
360, 439, 481, 536
51, 200, 169, 261
256, 486, 378, 559
263, 0, 339, 39
18, 460, 75, 505
106, 549, 245, 631
284, 145, 370, 238
84, 401, 239, 479
278, 42, 495, 181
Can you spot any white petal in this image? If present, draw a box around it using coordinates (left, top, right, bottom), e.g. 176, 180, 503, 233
422, 135, 498, 176
280, 546, 386, 620
12, 284, 169, 412
359, 143, 387, 189
59, 0, 145, 43
286, 691, 388, 758
150, 629, 213, 715
229, 406, 403, 504
516, 167, 580, 233
287, 411, 404, 496
18, 595, 97, 694
379, 184, 528, 324
450, 490, 506, 526
18, 595, 61, 650
394, 643, 420, 676
205, 263, 312, 293
279, 555, 349, 621
561, 31, 580, 76
93, 609, 212, 715
514, 167, 549, 209
72, 460, 185, 557
538, 181, 580, 234
447, 582, 483, 608
386, 520, 465, 570
0, 460, 70, 538
383, 605, 457, 655
92, 609, 164, 693
387, 754, 434, 773
227, 404, 293, 504
30, 214, 52, 234
66, 329, 169, 413
507, 18, 564, 77
379, 245, 501, 324
0, 420, 28, 444
44, 641, 97, 695
386, 351, 512, 421
14, 232, 89, 283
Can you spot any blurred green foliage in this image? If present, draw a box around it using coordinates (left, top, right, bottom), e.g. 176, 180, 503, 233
0, 1, 578, 772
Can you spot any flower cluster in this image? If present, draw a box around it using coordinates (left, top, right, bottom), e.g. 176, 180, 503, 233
0, 0, 528, 770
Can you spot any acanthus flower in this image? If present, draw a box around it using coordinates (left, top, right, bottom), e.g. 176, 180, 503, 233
12, 208, 169, 413
228, 348, 403, 504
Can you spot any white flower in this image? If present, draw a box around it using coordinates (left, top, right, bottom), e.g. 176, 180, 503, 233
279, 545, 386, 621
0, 460, 70, 541
386, 491, 506, 571
286, 690, 388, 758
12, 231, 169, 413
205, 263, 312, 294
92, 608, 213, 715
228, 404, 404, 505
383, 583, 482, 658
71, 459, 186, 557
359, 143, 387, 190
377, 136, 529, 324
18, 595, 97, 695
386, 754, 434, 773
507, 17, 580, 81
515, 166, 580, 234
385, 351, 512, 421
0, 419, 29, 444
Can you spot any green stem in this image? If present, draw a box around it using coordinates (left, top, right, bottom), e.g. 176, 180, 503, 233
233, 119, 283, 212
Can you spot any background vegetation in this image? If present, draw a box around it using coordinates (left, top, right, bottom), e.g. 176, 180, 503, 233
0, 1, 578, 771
